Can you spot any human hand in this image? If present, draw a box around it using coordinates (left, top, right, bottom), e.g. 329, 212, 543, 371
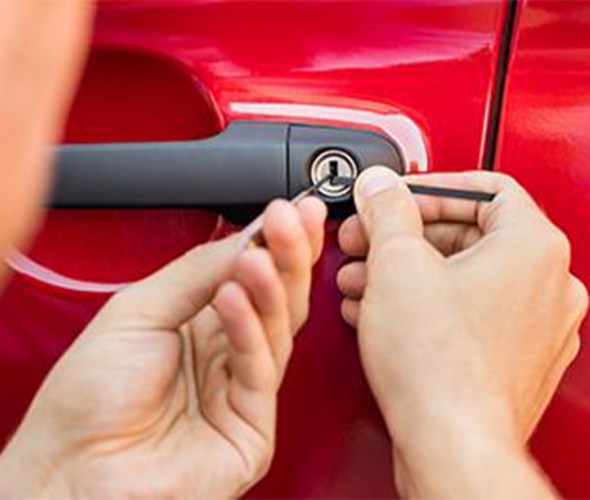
0, 198, 326, 498
337, 167, 588, 497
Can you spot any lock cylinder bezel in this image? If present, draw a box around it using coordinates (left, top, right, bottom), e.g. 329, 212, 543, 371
309, 148, 359, 198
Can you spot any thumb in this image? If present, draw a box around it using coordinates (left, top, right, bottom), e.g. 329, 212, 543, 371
104, 236, 239, 330
353, 166, 423, 247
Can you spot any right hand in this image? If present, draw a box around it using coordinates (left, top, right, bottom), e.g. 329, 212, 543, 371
337, 167, 588, 497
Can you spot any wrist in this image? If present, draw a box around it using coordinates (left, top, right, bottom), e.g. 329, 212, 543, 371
394, 427, 513, 497
393, 422, 554, 498
388, 392, 519, 453
386, 399, 555, 498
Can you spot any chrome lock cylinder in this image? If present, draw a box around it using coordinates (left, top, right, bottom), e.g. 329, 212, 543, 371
310, 149, 358, 198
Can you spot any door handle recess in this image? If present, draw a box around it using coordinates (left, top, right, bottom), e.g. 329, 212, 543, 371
51, 121, 403, 208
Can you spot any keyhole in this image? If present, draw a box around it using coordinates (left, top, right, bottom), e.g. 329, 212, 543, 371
309, 149, 358, 198
329, 160, 339, 184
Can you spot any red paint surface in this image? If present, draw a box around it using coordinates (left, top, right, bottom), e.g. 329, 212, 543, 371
65, 49, 223, 143
89, 0, 505, 171
0, 1, 509, 497
496, 1, 590, 497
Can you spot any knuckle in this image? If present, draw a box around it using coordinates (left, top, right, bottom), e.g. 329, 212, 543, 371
570, 277, 590, 319
494, 172, 520, 189
520, 223, 571, 271
289, 282, 311, 332
281, 335, 294, 362
472, 171, 518, 190
542, 227, 572, 268
487, 172, 524, 194
259, 450, 274, 479
567, 334, 582, 364
487, 172, 534, 204
251, 440, 275, 482
293, 303, 310, 332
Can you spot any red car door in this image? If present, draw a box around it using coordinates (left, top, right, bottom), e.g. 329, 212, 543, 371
495, 1, 590, 497
2, 1, 570, 497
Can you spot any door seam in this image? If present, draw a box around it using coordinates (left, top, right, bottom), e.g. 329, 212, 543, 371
481, 0, 519, 171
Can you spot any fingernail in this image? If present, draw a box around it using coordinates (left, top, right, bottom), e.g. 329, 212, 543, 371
356, 166, 401, 198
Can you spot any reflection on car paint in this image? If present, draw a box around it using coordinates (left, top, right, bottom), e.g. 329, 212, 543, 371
231, 102, 429, 173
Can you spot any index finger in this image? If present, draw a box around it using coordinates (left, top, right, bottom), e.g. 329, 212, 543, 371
405, 171, 543, 234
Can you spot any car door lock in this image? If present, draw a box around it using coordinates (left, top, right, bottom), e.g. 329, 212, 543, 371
310, 149, 358, 198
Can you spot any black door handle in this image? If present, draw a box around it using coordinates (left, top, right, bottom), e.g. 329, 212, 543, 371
50, 121, 403, 208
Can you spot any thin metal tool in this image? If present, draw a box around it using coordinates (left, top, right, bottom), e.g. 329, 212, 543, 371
238, 174, 333, 249
331, 176, 496, 202
239, 173, 496, 249
407, 184, 495, 202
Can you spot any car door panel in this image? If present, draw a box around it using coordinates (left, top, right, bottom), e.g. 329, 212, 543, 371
495, 1, 590, 497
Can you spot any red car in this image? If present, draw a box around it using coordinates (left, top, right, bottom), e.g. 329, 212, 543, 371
1, 0, 589, 497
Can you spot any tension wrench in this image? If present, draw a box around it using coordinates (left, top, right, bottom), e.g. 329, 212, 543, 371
238, 174, 334, 249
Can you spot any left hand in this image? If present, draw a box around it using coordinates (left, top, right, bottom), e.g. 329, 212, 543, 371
0, 197, 326, 498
